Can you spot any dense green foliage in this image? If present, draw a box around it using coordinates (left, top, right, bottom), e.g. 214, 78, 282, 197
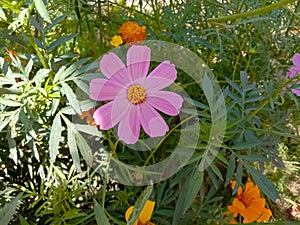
0, 0, 300, 224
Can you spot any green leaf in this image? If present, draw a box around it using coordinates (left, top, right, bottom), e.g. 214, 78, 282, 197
202, 72, 214, 104
47, 33, 78, 51
232, 161, 243, 195
0, 193, 22, 225
0, 6, 7, 20
61, 83, 81, 114
32, 69, 50, 85
7, 131, 17, 164
19, 215, 31, 225
173, 169, 203, 225
44, 13, 67, 32
231, 141, 261, 150
67, 124, 81, 171
245, 163, 279, 202
225, 154, 236, 186
0, 97, 22, 107
127, 185, 153, 225
34, 0, 51, 23
75, 132, 93, 165
94, 200, 110, 225
49, 113, 62, 162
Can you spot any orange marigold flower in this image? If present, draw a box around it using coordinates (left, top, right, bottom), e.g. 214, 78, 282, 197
125, 200, 155, 225
110, 35, 123, 47
79, 109, 97, 127
228, 179, 272, 223
118, 21, 146, 44
5, 50, 18, 63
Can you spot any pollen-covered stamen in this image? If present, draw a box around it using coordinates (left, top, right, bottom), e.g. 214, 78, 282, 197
127, 84, 146, 104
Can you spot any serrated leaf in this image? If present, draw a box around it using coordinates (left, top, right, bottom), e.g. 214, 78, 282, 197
0, 97, 22, 107
245, 163, 279, 202
225, 154, 236, 185
233, 161, 243, 195
53, 66, 66, 83
62, 58, 91, 81
61, 83, 81, 114
0, 193, 22, 225
44, 14, 67, 32
34, 0, 51, 23
75, 132, 93, 165
49, 113, 62, 162
48, 33, 77, 51
0, 117, 11, 132
240, 71, 248, 90
225, 77, 243, 95
32, 69, 50, 85
0, 6, 7, 20
94, 200, 110, 225
231, 141, 261, 150
67, 125, 81, 171
172, 170, 203, 225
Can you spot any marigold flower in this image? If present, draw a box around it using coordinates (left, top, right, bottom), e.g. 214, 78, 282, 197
79, 109, 97, 127
110, 35, 123, 47
118, 21, 146, 44
125, 200, 156, 225
227, 179, 272, 223
286, 53, 300, 96
89, 45, 183, 144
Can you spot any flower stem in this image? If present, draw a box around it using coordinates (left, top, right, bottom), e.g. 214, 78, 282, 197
207, 0, 298, 23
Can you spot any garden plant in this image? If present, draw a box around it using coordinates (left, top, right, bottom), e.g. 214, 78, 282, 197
0, 0, 300, 224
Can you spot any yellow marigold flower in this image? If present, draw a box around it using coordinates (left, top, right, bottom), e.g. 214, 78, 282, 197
125, 200, 155, 225
118, 21, 146, 44
110, 35, 123, 47
227, 179, 272, 223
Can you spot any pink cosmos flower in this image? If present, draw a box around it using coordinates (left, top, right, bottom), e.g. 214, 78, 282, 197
89, 45, 183, 144
286, 53, 300, 96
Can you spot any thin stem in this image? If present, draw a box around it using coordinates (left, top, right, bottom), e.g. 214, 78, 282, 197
207, 0, 298, 23
26, 2, 49, 70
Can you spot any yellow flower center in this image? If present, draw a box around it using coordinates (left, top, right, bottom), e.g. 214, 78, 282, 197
127, 84, 146, 104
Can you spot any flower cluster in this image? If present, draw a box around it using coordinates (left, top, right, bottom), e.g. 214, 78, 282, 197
125, 200, 156, 225
89, 45, 183, 144
110, 21, 146, 47
227, 179, 272, 223
286, 53, 300, 96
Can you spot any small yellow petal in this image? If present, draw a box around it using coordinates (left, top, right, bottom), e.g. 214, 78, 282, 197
110, 35, 123, 47
139, 200, 155, 224
125, 206, 138, 225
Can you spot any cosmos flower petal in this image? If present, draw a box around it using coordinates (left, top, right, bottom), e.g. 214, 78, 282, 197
144, 61, 177, 90
292, 88, 300, 96
292, 53, 300, 68
127, 45, 151, 80
89, 78, 123, 101
100, 52, 126, 78
139, 102, 169, 137
118, 106, 140, 144
93, 102, 116, 130
147, 91, 183, 116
